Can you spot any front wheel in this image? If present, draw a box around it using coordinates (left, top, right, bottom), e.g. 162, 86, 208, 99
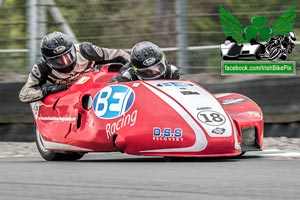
35, 125, 85, 161
268, 47, 282, 61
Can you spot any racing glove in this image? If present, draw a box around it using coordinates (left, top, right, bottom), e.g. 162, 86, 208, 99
42, 84, 68, 96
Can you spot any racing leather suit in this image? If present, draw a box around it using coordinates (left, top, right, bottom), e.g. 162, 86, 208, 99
19, 42, 130, 103
109, 63, 181, 82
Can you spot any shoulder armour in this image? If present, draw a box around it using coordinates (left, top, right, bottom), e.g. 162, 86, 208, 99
79, 42, 104, 62
165, 64, 181, 80
32, 59, 51, 80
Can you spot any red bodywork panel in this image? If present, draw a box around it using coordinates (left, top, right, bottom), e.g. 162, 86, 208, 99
31, 64, 264, 157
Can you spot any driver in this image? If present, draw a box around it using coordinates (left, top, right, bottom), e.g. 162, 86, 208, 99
109, 41, 180, 82
19, 31, 130, 103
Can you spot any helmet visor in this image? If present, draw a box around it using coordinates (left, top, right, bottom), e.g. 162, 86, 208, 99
46, 46, 76, 70
134, 59, 167, 80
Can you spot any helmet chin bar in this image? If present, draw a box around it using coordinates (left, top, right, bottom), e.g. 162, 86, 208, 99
46, 58, 76, 73
134, 59, 167, 80
135, 70, 165, 80
53, 60, 76, 73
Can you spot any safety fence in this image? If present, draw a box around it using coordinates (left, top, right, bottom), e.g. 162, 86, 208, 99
1, 0, 300, 74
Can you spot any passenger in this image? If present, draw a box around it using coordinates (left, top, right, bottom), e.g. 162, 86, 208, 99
110, 41, 180, 82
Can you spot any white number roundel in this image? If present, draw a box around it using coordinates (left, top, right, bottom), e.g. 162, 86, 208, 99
92, 85, 135, 119
197, 110, 226, 126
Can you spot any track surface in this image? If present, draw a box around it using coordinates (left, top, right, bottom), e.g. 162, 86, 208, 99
0, 150, 299, 200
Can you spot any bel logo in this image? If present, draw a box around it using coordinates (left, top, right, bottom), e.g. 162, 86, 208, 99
93, 85, 135, 119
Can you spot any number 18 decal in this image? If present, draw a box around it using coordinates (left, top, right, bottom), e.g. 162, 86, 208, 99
197, 110, 226, 126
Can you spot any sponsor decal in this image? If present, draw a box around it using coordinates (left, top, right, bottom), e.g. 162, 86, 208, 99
140, 82, 208, 152
53, 46, 66, 54
221, 97, 248, 105
93, 85, 135, 119
197, 107, 212, 110
156, 82, 193, 87
75, 76, 90, 84
38, 116, 76, 122
143, 57, 156, 66
180, 91, 200, 95
153, 127, 183, 142
132, 82, 141, 87
214, 93, 233, 98
211, 127, 226, 135
106, 110, 137, 139
230, 111, 260, 117
31, 101, 40, 118
197, 110, 226, 126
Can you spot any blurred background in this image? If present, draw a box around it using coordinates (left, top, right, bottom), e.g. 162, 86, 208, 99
0, 0, 299, 141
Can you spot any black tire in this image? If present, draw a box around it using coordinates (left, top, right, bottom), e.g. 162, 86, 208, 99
35, 125, 85, 161
255, 54, 262, 60
164, 157, 198, 162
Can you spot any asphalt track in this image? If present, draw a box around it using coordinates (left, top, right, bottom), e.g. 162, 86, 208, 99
0, 151, 299, 200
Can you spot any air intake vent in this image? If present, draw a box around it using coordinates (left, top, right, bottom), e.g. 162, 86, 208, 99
82, 94, 92, 110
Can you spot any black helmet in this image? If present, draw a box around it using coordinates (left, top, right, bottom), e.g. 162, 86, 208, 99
41, 31, 76, 72
131, 41, 167, 80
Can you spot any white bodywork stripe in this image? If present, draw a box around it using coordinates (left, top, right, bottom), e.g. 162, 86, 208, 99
37, 129, 92, 152
228, 114, 241, 150
140, 82, 208, 153
146, 81, 233, 138
213, 93, 233, 98
42, 140, 92, 152
30, 101, 41, 120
